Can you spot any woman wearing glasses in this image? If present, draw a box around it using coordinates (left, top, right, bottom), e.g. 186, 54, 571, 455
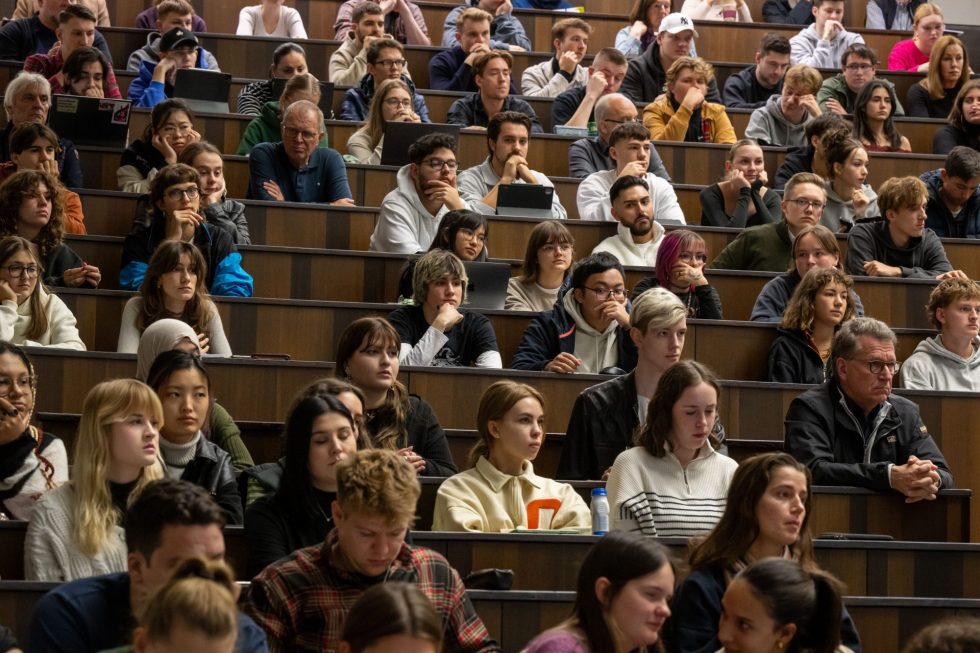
0, 236, 84, 349
700, 139, 780, 228
630, 230, 723, 319
506, 220, 575, 312
347, 79, 422, 165
340, 43, 430, 123
118, 99, 200, 194
120, 164, 253, 297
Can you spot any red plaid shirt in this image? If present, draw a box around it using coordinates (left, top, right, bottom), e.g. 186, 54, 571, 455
243, 531, 499, 653
23, 50, 122, 99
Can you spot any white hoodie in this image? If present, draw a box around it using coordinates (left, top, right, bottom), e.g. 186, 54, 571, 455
592, 220, 665, 268
901, 335, 980, 392
369, 165, 467, 253
562, 291, 620, 374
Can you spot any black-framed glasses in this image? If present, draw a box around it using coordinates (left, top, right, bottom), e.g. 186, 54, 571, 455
1, 264, 38, 278
423, 158, 458, 171
787, 198, 825, 211
165, 187, 200, 201
584, 286, 626, 300
848, 359, 900, 374
375, 59, 407, 68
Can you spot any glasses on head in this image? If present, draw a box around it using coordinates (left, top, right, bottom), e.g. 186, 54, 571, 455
787, 198, 825, 211
540, 243, 573, 254
384, 97, 413, 109
423, 158, 458, 171
283, 126, 320, 142
165, 186, 200, 201
845, 63, 873, 71
1, 264, 39, 279
678, 252, 708, 263
375, 58, 407, 69
849, 358, 900, 375
585, 286, 626, 301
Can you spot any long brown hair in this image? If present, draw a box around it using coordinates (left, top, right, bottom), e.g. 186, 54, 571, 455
785, 224, 843, 277
137, 241, 214, 335
0, 170, 65, 261
518, 220, 575, 284
468, 380, 544, 469
635, 361, 722, 458
948, 79, 980, 131
689, 453, 815, 572
781, 267, 855, 332
922, 35, 969, 100
0, 236, 48, 339
335, 317, 410, 451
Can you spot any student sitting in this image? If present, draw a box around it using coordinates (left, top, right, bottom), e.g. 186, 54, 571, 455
395, 210, 488, 301
630, 230, 724, 319
520, 18, 591, 98
433, 381, 590, 532
130, 0, 214, 69
772, 112, 849, 190
239, 43, 310, 116
616, 0, 673, 57
429, 8, 508, 93
336, 317, 457, 476
789, 0, 865, 69
512, 252, 636, 374
845, 176, 967, 280
752, 223, 865, 322
0, 0, 112, 61
934, 80, 980, 155
237, 73, 327, 156
135, 0, 207, 31
237, 0, 307, 38
129, 27, 219, 109
768, 267, 855, 384
447, 51, 542, 132
551, 48, 631, 132
0, 342, 68, 521
49, 45, 117, 98
388, 250, 502, 368
440, 0, 531, 52
25, 378, 164, 581
506, 220, 574, 312
852, 80, 911, 152
117, 241, 231, 356
0, 123, 85, 235
723, 33, 791, 110
118, 99, 200, 194
347, 79, 422, 165
334, 0, 430, 45
178, 142, 250, 245
145, 351, 243, 524
0, 237, 84, 349
682, 0, 753, 21
0, 170, 100, 288
340, 584, 446, 653
23, 6, 120, 97
591, 176, 668, 268
817, 43, 904, 116
745, 63, 822, 148
330, 3, 386, 86
901, 279, 980, 392
339, 38, 430, 123
921, 146, 980, 240
700, 139, 781, 228
885, 2, 944, 71
607, 361, 737, 538
906, 35, 969, 119
822, 136, 879, 232
643, 57, 736, 144
121, 164, 253, 297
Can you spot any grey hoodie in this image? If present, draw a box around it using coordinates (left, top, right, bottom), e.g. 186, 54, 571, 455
901, 335, 980, 392
745, 94, 815, 148
370, 165, 467, 253
562, 292, 620, 374
821, 181, 879, 232
126, 31, 221, 73
789, 24, 865, 69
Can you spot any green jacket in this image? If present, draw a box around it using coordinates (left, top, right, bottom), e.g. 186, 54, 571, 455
211, 401, 254, 473
816, 73, 905, 116
236, 101, 328, 155
710, 220, 793, 272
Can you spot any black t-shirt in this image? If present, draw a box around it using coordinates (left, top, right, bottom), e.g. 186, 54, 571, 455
388, 304, 498, 367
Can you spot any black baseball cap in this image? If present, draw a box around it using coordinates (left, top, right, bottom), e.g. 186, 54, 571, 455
159, 27, 199, 52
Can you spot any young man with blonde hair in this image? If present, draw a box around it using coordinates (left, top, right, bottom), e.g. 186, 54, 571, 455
521, 18, 591, 98
430, 7, 514, 93
244, 449, 499, 653
745, 63, 823, 147
845, 176, 967, 280
902, 278, 980, 391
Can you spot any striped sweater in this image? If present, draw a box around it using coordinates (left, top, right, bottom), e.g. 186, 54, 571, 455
606, 445, 737, 538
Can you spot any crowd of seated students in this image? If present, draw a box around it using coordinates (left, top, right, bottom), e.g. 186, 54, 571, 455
0, 0, 979, 650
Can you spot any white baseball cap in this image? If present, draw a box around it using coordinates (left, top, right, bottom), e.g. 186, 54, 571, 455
659, 13, 699, 37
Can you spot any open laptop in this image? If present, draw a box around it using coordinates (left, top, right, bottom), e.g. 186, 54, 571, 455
269, 78, 334, 117
462, 261, 510, 310
48, 95, 131, 148
173, 68, 232, 114
496, 184, 554, 219
380, 122, 460, 167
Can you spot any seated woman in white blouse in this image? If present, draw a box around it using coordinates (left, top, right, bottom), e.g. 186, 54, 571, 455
433, 380, 590, 532
237, 0, 307, 38
607, 360, 737, 538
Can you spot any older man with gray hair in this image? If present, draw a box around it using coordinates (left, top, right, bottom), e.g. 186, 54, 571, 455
567, 92, 670, 181
785, 317, 954, 501
247, 100, 354, 204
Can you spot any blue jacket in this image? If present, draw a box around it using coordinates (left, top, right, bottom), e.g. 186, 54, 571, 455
921, 168, 980, 239
340, 73, 431, 123
248, 142, 352, 204
120, 220, 253, 297
26, 572, 268, 653
512, 0, 574, 8
511, 288, 637, 372
129, 49, 213, 109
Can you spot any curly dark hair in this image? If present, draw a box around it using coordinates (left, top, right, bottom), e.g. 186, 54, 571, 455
0, 170, 64, 261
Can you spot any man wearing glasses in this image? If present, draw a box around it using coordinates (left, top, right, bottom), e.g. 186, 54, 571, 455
339, 38, 430, 122
129, 27, 218, 108
567, 92, 671, 180
247, 100, 354, 205
786, 317, 954, 500
447, 51, 541, 132
370, 133, 470, 253
817, 44, 904, 115
512, 251, 636, 374
712, 172, 826, 271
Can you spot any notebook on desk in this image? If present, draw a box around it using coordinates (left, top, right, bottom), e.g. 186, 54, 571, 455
173, 68, 232, 114
496, 184, 554, 219
380, 122, 460, 167
462, 261, 511, 310
48, 95, 131, 148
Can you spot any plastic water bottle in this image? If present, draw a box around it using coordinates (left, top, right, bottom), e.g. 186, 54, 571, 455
590, 488, 609, 535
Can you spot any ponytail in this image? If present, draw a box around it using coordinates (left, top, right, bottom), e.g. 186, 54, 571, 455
797, 570, 844, 653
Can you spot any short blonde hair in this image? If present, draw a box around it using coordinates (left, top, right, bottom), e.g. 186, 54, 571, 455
456, 6, 492, 29
139, 557, 238, 646
783, 64, 822, 95
337, 449, 421, 525
412, 249, 468, 307
630, 287, 686, 334
665, 56, 714, 88
926, 278, 980, 330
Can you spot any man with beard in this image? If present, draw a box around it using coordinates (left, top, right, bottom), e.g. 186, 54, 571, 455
590, 176, 663, 267
577, 122, 683, 226
457, 111, 565, 218
447, 51, 541, 131
370, 133, 470, 253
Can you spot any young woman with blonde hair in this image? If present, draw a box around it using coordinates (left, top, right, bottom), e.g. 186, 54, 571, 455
24, 379, 164, 581
433, 380, 589, 532
906, 35, 970, 119
347, 78, 422, 165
